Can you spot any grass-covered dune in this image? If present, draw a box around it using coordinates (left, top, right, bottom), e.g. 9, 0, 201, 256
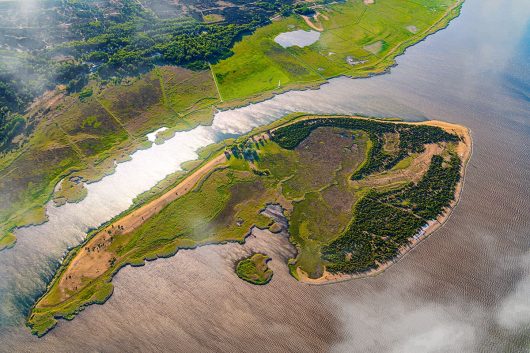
0, 0, 463, 250
236, 253, 273, 285
28, 115, 471, 336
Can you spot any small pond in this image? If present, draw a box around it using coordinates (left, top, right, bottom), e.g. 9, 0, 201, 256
274, 30, 320, 48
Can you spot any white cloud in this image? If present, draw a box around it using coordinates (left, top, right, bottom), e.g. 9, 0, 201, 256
496, 255, 530, 332
331, 298, 477, 353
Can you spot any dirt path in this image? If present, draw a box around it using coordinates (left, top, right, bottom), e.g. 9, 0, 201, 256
209, 62, 224, 102
357, 143, 443, 188
302, 14, 323, 32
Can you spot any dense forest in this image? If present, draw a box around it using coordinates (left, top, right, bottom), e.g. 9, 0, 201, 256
271, 117, 460, 179
322, 152, 462, 273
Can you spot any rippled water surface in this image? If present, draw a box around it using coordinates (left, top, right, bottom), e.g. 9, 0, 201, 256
1, 0, 529, 351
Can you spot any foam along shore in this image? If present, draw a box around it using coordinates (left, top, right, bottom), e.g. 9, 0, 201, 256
296, 119, 472, 284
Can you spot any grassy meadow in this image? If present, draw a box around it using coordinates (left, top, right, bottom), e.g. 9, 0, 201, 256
213, 0, 463, 101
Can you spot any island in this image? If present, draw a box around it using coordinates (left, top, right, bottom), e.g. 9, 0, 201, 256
0, 0, 464, 250
27, 114, 472, 336
235, 254, 274, 285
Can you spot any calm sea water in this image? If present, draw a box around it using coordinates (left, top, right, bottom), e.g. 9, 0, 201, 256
1, 0, 529, 351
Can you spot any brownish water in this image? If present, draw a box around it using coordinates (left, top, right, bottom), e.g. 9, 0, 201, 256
1, 0, 529, 351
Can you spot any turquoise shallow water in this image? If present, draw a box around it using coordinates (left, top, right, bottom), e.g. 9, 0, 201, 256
0, 0, 529, 351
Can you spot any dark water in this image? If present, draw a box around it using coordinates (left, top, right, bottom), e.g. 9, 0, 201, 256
1, 0, 529, 351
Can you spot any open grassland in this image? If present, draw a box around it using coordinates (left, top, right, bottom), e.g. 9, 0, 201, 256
236, 253, 273, 285
28, 115, 470, 336
213, 0, 463, 102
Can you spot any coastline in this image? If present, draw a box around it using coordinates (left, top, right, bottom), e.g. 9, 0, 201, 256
213, 0, 465, 114
0, 0, 465, 250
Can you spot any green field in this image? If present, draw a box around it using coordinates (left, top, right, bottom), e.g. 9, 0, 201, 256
213, 0, 463, 102
236, 253, 273, 285
28, 115, 466, 336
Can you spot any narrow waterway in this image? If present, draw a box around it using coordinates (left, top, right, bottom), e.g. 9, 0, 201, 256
1, 0, 529, 351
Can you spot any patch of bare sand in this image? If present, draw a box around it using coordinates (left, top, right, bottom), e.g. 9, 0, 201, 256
359, 143, 444, 188
301, 11, 329, 32
302, 15, 323, 32
55, 153, 228, 301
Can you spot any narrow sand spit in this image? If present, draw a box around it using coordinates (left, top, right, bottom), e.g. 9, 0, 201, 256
54, 153, 227, 301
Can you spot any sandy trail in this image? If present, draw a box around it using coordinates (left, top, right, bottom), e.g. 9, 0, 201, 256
358, 143, 444, 187
302, 15, 324, 32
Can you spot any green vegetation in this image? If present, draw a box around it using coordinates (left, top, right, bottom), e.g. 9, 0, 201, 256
0, 0, 294, 121
272, 117, 459, 179
235, 253, 273, 285
0, 107, 25, 153
392, 155, 415, 171
0, 0, 462, 248
78, 88, 94, 101
52, 178, 88, 207
322, 153, 461, 273
0, 232, 16, 251
28, 115, 468, 336
0, 66, 221, 246
213, 0, 463, 101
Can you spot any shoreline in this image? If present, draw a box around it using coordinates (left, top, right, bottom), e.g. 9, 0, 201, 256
296, 120, 473, 285
28, 115, 472, 336
0, 0, 465, 250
